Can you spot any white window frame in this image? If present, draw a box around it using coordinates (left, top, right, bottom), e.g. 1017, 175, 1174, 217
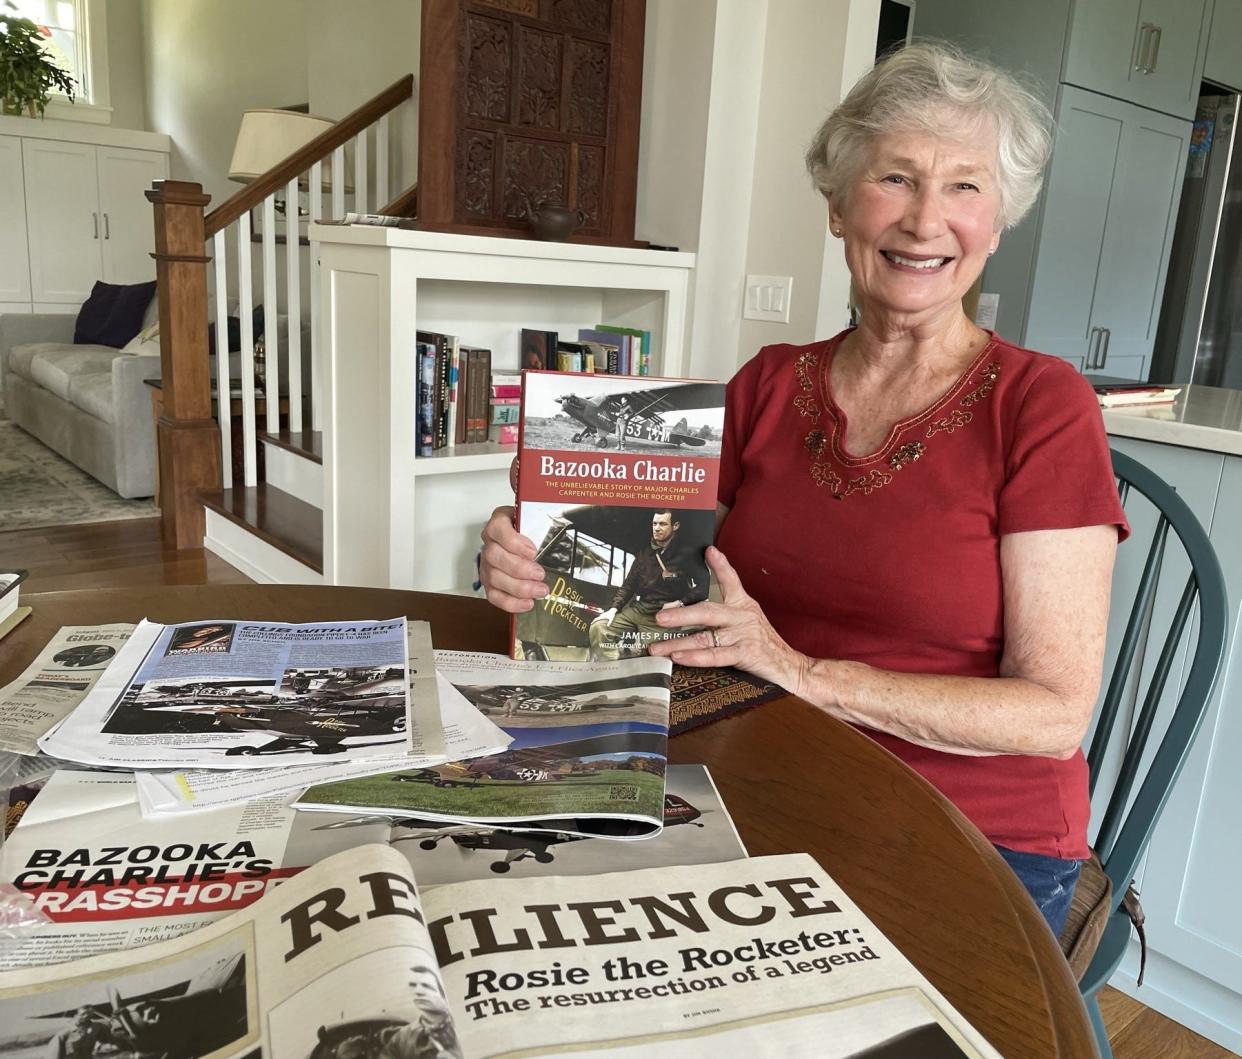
32, 0, 113, 124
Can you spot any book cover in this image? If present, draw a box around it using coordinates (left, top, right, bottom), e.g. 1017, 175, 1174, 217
520, 328, 558, 371
463, 346, 492, 443
512, 372, 725, 662
416, 343, 435, 456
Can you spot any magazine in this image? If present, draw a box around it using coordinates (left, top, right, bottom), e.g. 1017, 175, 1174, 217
0, 770, 389, 968
0, 623, 135, 755
0, 844, 1000, 1058
512, 371, 725, 662
133, 673, 511, 817
39, 618, 421, 769
295, 651, 672, 838
0, 765, 745, 971
394, 763, 747, 888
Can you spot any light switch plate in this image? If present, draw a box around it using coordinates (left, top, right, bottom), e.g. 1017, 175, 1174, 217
744, 274, 793, 323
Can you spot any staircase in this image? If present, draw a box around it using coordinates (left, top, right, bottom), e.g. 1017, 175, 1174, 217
148, 76, 415, 579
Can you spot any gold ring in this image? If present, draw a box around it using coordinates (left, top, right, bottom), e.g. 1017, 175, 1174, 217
710, 629, 721, 649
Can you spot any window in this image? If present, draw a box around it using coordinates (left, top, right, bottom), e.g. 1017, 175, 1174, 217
4, 0, 88, 100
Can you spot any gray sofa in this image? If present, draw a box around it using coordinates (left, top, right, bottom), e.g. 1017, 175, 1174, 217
0, 312, 162, 499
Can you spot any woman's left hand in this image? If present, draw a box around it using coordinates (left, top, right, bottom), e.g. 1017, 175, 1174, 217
649, 546, 809, 692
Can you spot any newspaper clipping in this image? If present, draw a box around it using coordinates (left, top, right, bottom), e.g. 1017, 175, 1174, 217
0, 624, 134, 755
0, 845, 1000, 1058
39, 618, 415, 769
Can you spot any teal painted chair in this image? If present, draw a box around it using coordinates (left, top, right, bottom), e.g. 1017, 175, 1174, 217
1070, 450, 1228, 1057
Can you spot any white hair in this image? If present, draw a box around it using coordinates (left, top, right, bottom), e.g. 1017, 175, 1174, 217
805, 41, 1053, 230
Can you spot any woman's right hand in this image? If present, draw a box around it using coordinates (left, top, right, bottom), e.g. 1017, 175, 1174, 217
479, 506, 549, 612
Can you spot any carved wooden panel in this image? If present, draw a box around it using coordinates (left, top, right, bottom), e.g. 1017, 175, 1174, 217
419, 0, 646, 245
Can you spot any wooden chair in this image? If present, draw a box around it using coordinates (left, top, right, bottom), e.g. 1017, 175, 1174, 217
1063, 449, 1228, 1057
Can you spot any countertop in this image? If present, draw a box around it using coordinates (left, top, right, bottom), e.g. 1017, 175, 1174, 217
1102, 384, 1242, 457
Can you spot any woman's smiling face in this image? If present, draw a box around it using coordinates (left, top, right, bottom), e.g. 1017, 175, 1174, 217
832, 127, 1003, 325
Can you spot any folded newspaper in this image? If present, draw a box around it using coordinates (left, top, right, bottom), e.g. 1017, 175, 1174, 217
0, 844, 1000, 1058
295, 651, 672, 838
39, 618, 427, 769
0, 623, 135, 755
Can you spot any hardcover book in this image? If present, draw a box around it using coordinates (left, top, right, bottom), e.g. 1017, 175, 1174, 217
512, 372, 726, 662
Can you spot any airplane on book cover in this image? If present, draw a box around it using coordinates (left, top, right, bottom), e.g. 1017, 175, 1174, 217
554, 381, 721, 450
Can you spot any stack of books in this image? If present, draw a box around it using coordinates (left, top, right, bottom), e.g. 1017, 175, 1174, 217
521, 326, 652, 376
416, 331, 493, 455
490, 372, 521, 445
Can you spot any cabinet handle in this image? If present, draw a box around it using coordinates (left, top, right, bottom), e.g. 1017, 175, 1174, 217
1099, 327, 1111, 369
1148, 25, 1162, 73
1134, 22, 1155, 73
1086, 327, 1101, 370
92, 212, 99, 240
103, 213, 110, 240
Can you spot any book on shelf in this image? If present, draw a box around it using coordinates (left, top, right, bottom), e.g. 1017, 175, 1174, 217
462, 346, 492, 443
577, 329, 625, 374
491, 399, 520, 425
557, 341, 598, 374
0, 569, 29, 641
520, 328, 558, 371
492, 423, 519, 445
595, 324, 652, 376
417, 342, 436, 456
0, 841, 1000, 1057
1094, 383, 1182, 408
511, 372, 726, 662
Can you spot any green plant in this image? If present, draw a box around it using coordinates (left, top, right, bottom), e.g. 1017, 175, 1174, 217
0, 14, 76, 117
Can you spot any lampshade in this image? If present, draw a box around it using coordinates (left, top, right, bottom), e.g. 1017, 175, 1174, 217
228, 109, 353, 191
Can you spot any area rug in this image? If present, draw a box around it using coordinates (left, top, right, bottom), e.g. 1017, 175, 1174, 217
0, 421, 157, 531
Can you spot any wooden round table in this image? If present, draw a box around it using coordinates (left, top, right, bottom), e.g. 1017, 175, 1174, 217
2, 585, 1096, 1058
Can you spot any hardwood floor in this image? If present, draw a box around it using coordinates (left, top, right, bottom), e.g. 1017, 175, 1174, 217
1102, 986, 1237, 1058
0, 516, 250, 595
0, 522, 1235, 1057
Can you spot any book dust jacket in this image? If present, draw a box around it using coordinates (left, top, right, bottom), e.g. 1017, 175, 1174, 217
512, 371, 726, 661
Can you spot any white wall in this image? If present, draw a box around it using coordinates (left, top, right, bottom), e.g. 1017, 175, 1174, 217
141, 0, 308, 211
106, 0, 148, 130
306, 0, 420, 207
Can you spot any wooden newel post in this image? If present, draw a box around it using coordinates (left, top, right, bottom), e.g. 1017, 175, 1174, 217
146, 179, 221, 550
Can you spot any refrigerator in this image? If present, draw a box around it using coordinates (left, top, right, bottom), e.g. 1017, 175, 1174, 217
1151, 92, 1242, 386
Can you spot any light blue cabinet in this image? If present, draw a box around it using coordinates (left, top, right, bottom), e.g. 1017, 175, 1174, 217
1102, 434, 1242, 1053
1025, 87, 1190, 381
1063, 0, 1210, 119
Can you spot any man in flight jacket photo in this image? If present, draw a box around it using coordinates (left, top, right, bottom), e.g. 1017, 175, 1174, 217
588, 509, 709, 660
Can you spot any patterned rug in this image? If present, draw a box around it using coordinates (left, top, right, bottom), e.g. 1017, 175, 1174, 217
0, 421, 157, 531
670, 666, 785, 736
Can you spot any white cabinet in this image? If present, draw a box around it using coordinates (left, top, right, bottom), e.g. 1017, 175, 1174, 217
0, 136, 31, 305
0, 116, 170, 313
314, 224, 695, 593
23, 139, 168, 304
1063, 0, 1210, 119
1205, 0, 1242, 90
1025, 87, 1190, 381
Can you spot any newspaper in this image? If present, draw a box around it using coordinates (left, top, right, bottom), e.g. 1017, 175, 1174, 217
133, 674, 511, 817
0, 770, 389, 968
0, 844, 1000, 1058
0, 624, 134, 755
295, 651, 672, 838
40, 618, 417, 769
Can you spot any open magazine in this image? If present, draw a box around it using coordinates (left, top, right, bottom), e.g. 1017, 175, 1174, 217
0, 765, 745, 972
295, 652, 672, 838
0, 844, 1000, 1058
512, 371, 725, 662
39, 619, 425, 769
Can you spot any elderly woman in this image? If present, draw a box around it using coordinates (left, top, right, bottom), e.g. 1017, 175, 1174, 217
479, 43, 1128, 936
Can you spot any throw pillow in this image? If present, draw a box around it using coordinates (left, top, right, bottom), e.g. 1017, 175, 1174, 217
207, 305, 265, 357
74, 281, 158, 348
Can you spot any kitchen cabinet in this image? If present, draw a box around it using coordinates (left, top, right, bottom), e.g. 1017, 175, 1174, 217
1063, 0, 1210, 119
1099, 407, 1242, 1053
1024, 87, 1190, 380
1205, 0, 1242, 90
0, 115, 170, 313
23, 140, 168, 305
0, 136, 30, 306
